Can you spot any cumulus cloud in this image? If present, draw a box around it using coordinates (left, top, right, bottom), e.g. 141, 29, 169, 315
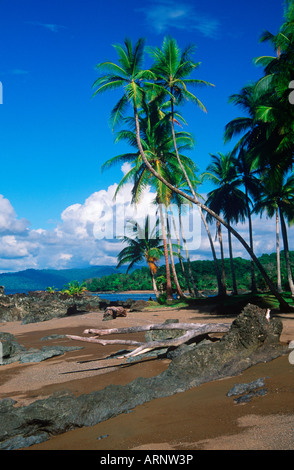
0, 195, 29, 236
137, 0, 221, 38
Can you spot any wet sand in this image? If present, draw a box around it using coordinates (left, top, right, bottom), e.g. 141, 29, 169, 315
0, 304, 294, 450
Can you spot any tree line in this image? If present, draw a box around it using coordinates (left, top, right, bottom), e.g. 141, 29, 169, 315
86, 251, 294, 295
92, 1, 294, 310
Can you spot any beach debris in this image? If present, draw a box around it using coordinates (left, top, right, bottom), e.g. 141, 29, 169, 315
103, 306, 127, 321
265, 309, 271, 322
66, 321, 231, 358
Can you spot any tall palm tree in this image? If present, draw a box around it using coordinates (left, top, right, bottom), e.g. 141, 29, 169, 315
203, 152, 249, 295
102, 96, 195, 300
116, 217, 163, 300
234, 149, 261, 292
93, 36, 294, 311
253, 173, 294, 295
147, 37, 226, 296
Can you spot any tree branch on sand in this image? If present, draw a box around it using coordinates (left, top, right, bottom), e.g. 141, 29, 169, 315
66, 322, 231, 358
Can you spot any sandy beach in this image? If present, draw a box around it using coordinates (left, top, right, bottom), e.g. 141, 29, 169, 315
0, 302, 294, 450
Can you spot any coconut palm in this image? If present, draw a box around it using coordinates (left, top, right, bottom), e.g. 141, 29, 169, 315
93, 36, 294, 311
102, 96, 195, 300
203, 152, 249, 295
147, 37, 229, 296
253, 173, 294, 295
116, 217, 164, 300
251, 2, 294, 174
234, 148, 261, 292
92, 37, 154, 129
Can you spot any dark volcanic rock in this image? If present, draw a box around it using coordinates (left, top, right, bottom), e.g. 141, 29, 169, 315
0, 331, 83, 365
0, 290, 103, 324
0, 303, 289, 450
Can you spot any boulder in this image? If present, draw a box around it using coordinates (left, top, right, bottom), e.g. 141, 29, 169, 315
0, 332, 82, 365
103, 306, 127, 321
0, 291, 103, 324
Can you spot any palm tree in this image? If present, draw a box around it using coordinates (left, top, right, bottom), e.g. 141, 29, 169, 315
148, 35, 214, 175
92, 37, 154, 130
203, 152, 249, 295
253, 173, 294, 295
101, 96, 195, 300
93, 36, 294, 311
148, 37, 229, 296
234, 149, 261, 292
116, 217, 163, 300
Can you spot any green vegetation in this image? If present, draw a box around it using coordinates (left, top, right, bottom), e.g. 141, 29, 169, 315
85, 251, 294, 294
61, 281, 87, 296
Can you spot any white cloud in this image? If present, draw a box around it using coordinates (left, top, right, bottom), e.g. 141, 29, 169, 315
28, 21, 66, 33
0, 195, 29, 235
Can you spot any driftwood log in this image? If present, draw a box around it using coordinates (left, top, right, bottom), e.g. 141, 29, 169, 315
66, 321, 231, 358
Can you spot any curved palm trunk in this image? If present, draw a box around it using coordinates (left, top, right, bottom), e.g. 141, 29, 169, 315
276, 208, 282, 293
279, 206, 294, 296
133, 104, 292, 311
158, 202, 174, 300
169, 100, 225, 297
228, 221, 238, 295
165, 206, 184, 298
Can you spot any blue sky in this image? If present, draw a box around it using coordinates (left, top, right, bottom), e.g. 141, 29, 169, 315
0, 0, 290, 272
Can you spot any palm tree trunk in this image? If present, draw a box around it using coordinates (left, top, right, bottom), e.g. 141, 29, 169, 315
276, 208, 282, 293
165, 206, 184, 298
178, 209, 200, 298
279, 207, 294, 296
150, 270, 160, 300
228, 222, 238, 295
170, 208, 193, 296
169, 99, 225, 297
158, 202, 174, 300
133, 104, 293, 311
245, 185, 257, 293
217, 221, 226, 294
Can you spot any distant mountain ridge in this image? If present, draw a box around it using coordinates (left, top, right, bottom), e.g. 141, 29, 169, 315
0, 266, 123, 294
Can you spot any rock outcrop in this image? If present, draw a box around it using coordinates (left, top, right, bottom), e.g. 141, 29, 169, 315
0, 331, 83, 365
0, 290, 103, 324
0, 304, 289, 450
0, 289, 145, 324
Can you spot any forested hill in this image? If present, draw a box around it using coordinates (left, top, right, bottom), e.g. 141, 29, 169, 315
0, 266, 124, 293
86, 252, 294, 293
